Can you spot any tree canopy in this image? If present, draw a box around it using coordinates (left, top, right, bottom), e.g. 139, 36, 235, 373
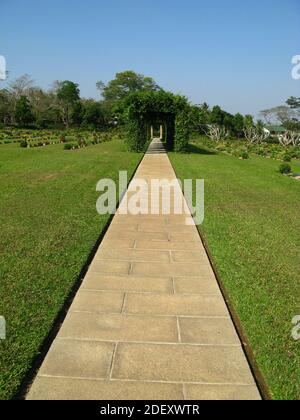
15, 95, 34, 127
97, 70, 161, 103
286, 96, 300, 109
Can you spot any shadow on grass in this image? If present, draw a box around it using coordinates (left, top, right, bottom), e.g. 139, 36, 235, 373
187, 143, 216, 155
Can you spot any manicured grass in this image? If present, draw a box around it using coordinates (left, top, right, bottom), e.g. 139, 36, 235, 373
169, 142, 300, 400
0, 139, 141, 400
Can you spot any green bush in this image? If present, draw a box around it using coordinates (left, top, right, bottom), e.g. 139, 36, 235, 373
240, 151, 249, 160
292, 150, 300, 159
282, 154, 292, 162
279, 163, 292, 174
64, 143, 73, 150
20, 140, 27, 148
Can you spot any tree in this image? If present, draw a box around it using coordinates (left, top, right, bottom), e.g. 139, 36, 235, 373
81, 100, 107, 128
55, 80, 80, 128
71, 101, 83, 126
4, 74, 35, 124
260, 106, 296, 126
273, 106, 295, 124
233, 113, 244, 137
96, 81, 105, 95
256, 119, 265, 133
278, 131, 300, 147
189, 103, 211, 131
15, 95, 35, 127
286, 96, 300, 130
209, 106, 224, 125
286, 96, 300, 109
260, 108, 275, 125
26, 87, 59, 128
8, 74, 34, 99
97, 71, 160, 103
244, 123, 268, 144
206, 124, 229, 142
243, 126, 257, 144
222, 112, 234, 133
244, 114, 254, 127
0, 89, 14, 125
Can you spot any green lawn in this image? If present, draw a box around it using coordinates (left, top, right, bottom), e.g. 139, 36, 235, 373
169, 142, 300, 400
0, 139, 141, 400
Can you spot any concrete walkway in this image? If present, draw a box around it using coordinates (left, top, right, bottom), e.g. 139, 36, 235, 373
27, 140, 261, 400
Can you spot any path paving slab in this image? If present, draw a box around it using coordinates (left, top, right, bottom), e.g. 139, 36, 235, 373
178, 317, 240, 345
174, 276, 220, 294
131, 261, 214, 277
27, 139, 260, 400
112, 343, 256, 384
185, 384, 261, 400
38, 339, 114, 379
95, 248, 171, 262
135, 240, 205, 251
81, 274, 173, 293
27, 377, 184, 400
58, 313, 179, 343
124, 293, 229, 317
69, 290, 124, 314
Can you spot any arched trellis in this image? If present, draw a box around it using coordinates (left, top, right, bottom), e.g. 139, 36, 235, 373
123, 90, 190, 152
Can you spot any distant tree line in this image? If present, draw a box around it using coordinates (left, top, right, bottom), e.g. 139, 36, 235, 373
1, 70, 299, 137
189, 96, 300, 139
0, 71, 160, 129
189, 103, 257, 138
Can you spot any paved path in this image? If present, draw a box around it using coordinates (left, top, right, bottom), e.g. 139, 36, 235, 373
27, 140, 261, 400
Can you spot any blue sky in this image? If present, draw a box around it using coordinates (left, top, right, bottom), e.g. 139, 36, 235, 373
1, 0, 299, 117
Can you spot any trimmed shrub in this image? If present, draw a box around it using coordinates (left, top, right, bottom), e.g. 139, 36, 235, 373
64, 143, 73, 150
279, 163, 292, 174
125, 117, 148, 152
240, 151, 249, 160
20, 140, 27, 148
174, 109, 190, 152
282, 154, 292, 162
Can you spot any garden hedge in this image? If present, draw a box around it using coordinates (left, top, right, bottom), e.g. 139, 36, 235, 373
123, 90, 190, 152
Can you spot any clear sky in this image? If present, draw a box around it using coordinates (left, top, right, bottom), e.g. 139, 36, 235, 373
1, 0, 299, 117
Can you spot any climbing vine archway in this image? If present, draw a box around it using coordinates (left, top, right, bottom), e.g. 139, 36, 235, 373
123, 90, 190, 152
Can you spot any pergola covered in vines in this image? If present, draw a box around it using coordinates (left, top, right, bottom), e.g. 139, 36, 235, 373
123, 90, 190, 152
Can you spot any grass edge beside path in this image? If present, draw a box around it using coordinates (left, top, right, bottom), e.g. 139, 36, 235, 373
0, 139, 142, 400
169, 143, 300, 400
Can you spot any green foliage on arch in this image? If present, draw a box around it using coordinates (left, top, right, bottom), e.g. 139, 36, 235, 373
123, 90, 190, 152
